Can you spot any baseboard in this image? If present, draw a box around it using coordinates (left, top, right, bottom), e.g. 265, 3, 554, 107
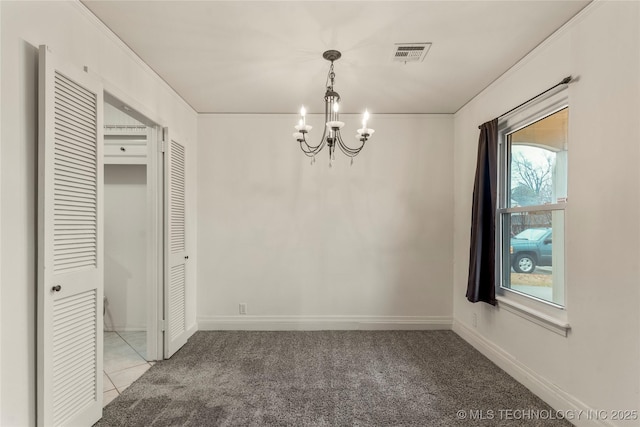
453, 320, 613, 427
104, 327, 146, 332
198, 315, 453, 331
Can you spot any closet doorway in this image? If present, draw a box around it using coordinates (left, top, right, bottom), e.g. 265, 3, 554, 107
102, 94, 163, 404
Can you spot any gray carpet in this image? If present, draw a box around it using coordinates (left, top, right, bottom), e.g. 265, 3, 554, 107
96, 331, 571, 426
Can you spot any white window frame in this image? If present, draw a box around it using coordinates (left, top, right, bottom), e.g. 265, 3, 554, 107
496, 86, 570, 336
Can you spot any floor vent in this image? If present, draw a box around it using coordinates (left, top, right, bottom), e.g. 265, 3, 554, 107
392, 43, 432, 63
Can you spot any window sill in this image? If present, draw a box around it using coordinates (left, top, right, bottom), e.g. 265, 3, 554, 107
496, 295, 570, 337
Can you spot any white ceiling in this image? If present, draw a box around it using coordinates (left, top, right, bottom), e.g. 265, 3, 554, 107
82, 1, 590, 114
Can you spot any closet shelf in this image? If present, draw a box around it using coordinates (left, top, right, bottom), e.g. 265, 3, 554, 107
104, 126, 148, 165
104, 124, 147, 136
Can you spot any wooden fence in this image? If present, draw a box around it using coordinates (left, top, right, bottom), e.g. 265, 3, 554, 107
509, 211, 552, 235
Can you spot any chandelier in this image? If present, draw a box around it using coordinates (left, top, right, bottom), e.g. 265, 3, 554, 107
292, 50, 374, 166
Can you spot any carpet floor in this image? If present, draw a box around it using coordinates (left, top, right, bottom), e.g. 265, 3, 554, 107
96, 330, 570, 426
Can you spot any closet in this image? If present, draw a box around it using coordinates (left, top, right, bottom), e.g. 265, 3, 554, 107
103, 101, 149, 359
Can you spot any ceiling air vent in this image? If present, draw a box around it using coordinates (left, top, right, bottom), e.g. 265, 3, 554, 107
392, 43, 431, 63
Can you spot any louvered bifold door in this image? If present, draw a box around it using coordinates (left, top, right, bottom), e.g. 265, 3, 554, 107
164, 130, 189, 358
37, 45, 104, 427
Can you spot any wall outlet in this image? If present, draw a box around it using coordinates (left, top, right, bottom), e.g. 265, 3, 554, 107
239, 303, 247, 315
472, 313, 477, 328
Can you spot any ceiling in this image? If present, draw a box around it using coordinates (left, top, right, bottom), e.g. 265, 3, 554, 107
81, 1, 590, 114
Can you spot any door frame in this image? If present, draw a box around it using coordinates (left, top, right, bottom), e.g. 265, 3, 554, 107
102, 88, 165, 361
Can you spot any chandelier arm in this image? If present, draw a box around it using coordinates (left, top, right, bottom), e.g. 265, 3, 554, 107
299, 119, 329, 153
336, 143, 363, 157
335, 132, 366, 157
299, 98, 329, 153
299, 142, 321, 157
300, 128, 328, 155
299, 134, 320, 151
299, 136, 326, 156
299, 141, 316, 156
337, 139, 363, 155
300, 137, 321, 152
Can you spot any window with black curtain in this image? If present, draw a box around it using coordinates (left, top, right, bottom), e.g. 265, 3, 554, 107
466, 119, 498, 305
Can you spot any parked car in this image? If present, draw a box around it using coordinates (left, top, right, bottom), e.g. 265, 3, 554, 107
510, 228, 552, 273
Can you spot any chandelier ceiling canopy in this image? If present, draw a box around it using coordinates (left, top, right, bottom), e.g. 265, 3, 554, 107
293, 50, 374, 166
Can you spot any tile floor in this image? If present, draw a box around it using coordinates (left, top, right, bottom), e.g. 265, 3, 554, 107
103, 331, 153, 407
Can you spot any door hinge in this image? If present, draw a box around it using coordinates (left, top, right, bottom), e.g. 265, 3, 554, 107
159, 319, 166, 332
160, 127, 168, 152
159, 140, 166, 153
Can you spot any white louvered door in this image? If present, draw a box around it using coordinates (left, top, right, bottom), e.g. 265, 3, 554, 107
164, 130, 189, 358
37, 45, 104, 426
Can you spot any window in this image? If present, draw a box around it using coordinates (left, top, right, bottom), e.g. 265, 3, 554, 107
497, 89, 568, 308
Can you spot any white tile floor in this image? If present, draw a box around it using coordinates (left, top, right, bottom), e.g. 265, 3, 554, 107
103, 331, 153, 407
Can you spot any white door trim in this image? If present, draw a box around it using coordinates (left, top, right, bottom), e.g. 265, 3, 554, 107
101, 87, 165, 361
146, 124, 164, 361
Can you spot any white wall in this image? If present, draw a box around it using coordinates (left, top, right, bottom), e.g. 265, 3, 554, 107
104, 165, 147, 331
197, 113, 453, 329
0, 2, 198, 425
104, 102, 144, 127
452, 2, 639, 423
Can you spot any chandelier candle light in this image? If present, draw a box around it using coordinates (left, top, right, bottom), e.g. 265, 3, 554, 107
293, 50, 374, 166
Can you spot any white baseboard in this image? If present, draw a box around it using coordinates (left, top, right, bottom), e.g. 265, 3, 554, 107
104, 325, 197, 336
198, 315, 453, 331
104, 326, 146, 332
453, 320, 613, 427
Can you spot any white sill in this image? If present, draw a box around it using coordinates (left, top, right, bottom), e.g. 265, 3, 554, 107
496, 295, 570, 337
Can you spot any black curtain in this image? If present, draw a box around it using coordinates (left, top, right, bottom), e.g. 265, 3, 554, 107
466, 119, 498, 305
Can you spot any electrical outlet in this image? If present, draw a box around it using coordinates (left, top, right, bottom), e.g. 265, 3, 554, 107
239, 303, 247, 315
472, 313, 477, 328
